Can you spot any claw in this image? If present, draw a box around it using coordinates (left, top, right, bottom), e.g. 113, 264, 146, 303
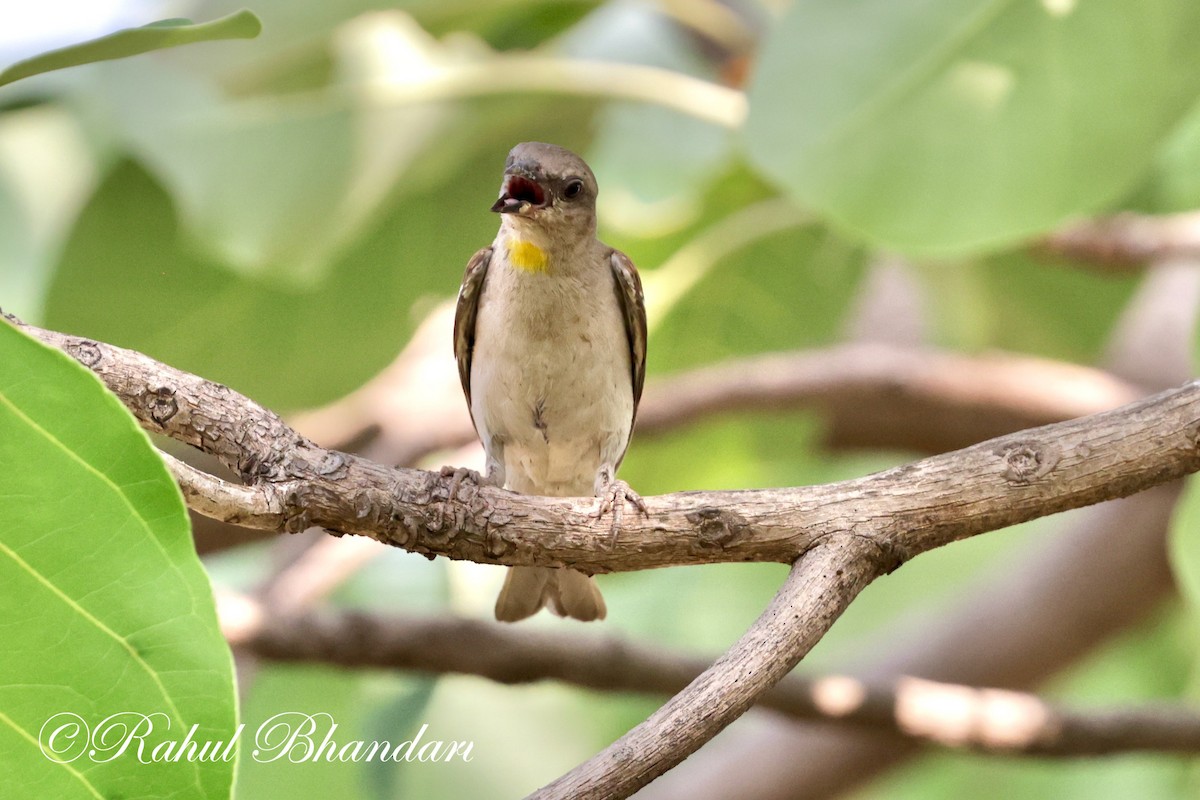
591, 478, 648, 548
437, 466, 483, 529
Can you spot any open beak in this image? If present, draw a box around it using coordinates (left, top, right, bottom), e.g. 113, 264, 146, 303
491, 174, 547, 215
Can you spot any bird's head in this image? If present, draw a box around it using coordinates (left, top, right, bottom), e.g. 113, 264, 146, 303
492, 142, 599, 240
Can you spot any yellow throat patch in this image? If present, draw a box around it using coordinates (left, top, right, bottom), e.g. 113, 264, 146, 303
506, 239, 549, 273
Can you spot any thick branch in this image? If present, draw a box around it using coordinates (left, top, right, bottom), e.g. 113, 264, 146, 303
9, 317, 1200, 576
531, 536, 883, 799
228, 598, 1200, 757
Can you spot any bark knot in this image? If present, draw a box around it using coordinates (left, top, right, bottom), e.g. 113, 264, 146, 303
143, 386, 179, 426
686, 507, 749, 549
69, 339, 102, 367
996, 441, 1058, 484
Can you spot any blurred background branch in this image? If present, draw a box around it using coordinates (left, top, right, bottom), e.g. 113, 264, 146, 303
221, 593, 1200, 757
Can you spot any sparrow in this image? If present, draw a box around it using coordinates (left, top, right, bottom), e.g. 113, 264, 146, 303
451, 141, 647, 622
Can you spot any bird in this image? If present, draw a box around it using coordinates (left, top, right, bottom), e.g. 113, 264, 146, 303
450, 141, 647, 622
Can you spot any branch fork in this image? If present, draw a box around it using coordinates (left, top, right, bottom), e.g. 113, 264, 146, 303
9, 310, 1200, 799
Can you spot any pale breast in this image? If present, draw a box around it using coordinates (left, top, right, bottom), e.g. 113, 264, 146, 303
470, 256, 634, 497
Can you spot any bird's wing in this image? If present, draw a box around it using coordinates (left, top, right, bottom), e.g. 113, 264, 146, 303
453, 246, 493, 430
609, 249, 648, 417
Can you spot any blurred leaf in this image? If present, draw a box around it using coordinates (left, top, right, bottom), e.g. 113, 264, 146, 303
0, 322, 235, 800
1140, 99, 1200, 213
126, 99, 361, 285
422, 0, 598, 48
334, 545, 451, 614
745, 0, 1200, 255
236, 665, 384, 799
361, 677, 438, 800
235, 666, 439, 800
403, 676, 598, 798
189, 0, 591, 82
0, 10, 262, 88
84, 14, 456, 287
0, 105, 99, 322
921, 250, 1140, 360
44, 157, 431, 411
563, 2, 734, 235
589, 103, 731, 235
0, 162, 33, 308
1170, 475, 1200, 617
648, 208, 866, 374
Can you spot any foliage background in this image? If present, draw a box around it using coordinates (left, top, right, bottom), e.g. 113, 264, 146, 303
2, 1, 1200, 798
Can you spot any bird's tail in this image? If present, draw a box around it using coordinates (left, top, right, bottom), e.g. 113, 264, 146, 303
494, 566, 606, 622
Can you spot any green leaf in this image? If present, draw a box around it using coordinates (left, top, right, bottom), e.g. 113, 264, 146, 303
1170, 475, 1200, 615
920, 249, 1140, 360
234, 665, 436, 800
1140, 99, 1200, 213
0, 10, 262, 88
0, 105, 98, 323
0, 322, 236, 800
744, 0, 1200, 255
562, 1, 734, 234
644, 176, 866, 375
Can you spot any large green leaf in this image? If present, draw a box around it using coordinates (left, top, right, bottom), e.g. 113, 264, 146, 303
43, 155, 473, 412
0, 322, 236, 800
744, 0, 1200, 255
0, 11, 262, 88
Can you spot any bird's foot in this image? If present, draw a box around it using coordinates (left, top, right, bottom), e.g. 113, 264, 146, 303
437, 466, 491, 529
591, 478, 648, 548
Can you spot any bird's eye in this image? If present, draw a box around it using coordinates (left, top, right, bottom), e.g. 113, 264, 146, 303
564, 180, 584, 199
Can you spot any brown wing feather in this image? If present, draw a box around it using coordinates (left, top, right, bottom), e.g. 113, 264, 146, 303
609, 249, 648, 418
453, 247, 493, 431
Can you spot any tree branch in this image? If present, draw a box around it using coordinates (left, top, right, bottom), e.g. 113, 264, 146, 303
225, 596, 1200, 757
10, 315, 1198, 576
10, 311, 1200, 798
638, 344, 1141, 453
530, 535, 883, 799
162, 450, 286, 528
1041, 211, 1200, 269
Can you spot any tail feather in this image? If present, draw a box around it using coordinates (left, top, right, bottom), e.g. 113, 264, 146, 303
495, 567, 552, 622
495, 566, 606, 622
549, 568, 607, 621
